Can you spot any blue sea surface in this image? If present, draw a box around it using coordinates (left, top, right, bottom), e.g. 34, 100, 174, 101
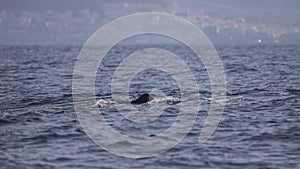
0, 45, 299, 168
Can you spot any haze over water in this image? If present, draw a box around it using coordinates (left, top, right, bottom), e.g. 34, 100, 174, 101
0, 1, 300, 168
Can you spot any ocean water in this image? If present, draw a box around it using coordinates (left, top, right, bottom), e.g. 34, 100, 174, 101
0, 45, 299, 168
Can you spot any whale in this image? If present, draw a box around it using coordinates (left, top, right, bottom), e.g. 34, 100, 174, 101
131, 93, 153, 104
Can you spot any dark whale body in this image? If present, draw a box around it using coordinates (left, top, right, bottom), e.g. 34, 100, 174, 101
131, 93, 153, 104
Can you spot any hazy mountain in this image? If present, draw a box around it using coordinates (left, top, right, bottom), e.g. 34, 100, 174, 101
0, 0, 299, 45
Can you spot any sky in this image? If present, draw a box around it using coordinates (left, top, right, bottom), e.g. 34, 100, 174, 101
0, 0, 299, 45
